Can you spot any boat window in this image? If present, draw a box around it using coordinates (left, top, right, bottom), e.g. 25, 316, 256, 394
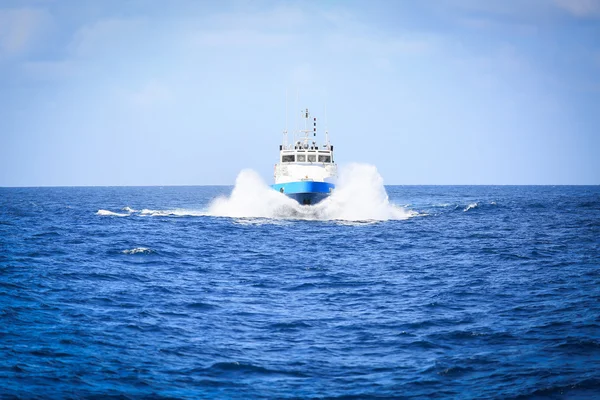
297, 154, 306, 162
308, 154, 316, 162
318, 155, 331, 163
282, 155, 295, 163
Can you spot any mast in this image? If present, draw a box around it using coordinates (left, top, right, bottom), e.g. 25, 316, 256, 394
295, 91, 299, 147
324, 103, 330, 148
283, 89, 288, 148
304, 108, 308, 145
299, 108, 313, 147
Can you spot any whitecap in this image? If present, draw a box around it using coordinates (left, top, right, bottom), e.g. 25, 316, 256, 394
122, 247, 153, 255
97, 209, 129, 217
464, 203, 479, 212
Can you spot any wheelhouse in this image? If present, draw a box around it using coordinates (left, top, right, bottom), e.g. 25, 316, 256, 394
280, 140, 334, 164
281, 150, 333, 164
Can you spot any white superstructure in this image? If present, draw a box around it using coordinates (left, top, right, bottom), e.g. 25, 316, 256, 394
274, 108, 338, 184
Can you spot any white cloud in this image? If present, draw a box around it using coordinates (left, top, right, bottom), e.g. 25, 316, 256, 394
554, 0, 600, 17
0, 8, 51, 56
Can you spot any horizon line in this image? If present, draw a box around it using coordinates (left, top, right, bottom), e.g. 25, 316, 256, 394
1, 184, 598, 188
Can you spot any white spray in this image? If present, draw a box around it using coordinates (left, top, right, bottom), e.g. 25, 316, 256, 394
207, 163, 414, 221
208, 169, 300, 219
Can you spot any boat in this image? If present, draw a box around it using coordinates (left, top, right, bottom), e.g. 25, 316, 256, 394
272, 108, 337, 205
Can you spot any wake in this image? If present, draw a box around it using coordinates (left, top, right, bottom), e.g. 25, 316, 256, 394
97, 164, 415, 222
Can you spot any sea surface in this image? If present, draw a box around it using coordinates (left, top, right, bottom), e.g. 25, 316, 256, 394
1, 171, 599, 399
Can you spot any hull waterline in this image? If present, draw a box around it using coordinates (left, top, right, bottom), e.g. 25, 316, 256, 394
271, 181, 334, 205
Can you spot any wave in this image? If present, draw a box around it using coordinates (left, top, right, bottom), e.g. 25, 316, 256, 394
463, 203, 479, 212
98, 208, 205, 217
139, 208, 206, 217
121, 247, 154, 255
96, 209, 130, 217
193, 361, 308, 378
207, 164, 416, 222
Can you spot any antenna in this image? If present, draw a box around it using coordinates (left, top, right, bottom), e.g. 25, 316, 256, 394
304, 108, 308, 134
295, 90, 299, 147
284, 89, 288, 148
285, 89, 288, 132
324, 102, 330, 147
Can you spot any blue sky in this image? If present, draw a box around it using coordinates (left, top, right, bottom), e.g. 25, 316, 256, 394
1, 0, 598, 186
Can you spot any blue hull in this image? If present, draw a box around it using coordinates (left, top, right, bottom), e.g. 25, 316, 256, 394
271, 181, 334, 205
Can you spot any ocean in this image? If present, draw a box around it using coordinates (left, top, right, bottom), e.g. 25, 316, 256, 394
1, 165, 599, 399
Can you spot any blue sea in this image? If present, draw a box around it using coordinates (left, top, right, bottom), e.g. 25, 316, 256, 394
1, 170, 599, 398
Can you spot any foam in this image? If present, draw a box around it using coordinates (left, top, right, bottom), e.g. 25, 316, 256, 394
97, 209, 130, 217
122, 247, 153, 255
206, 164, 416, 222
207, 169, 301, 219
318, 164, 414, 221
139, 208, 206, 217
464, 203, 479, 212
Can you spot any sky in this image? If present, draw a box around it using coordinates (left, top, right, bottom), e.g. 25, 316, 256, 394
0, 0, 599, 186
